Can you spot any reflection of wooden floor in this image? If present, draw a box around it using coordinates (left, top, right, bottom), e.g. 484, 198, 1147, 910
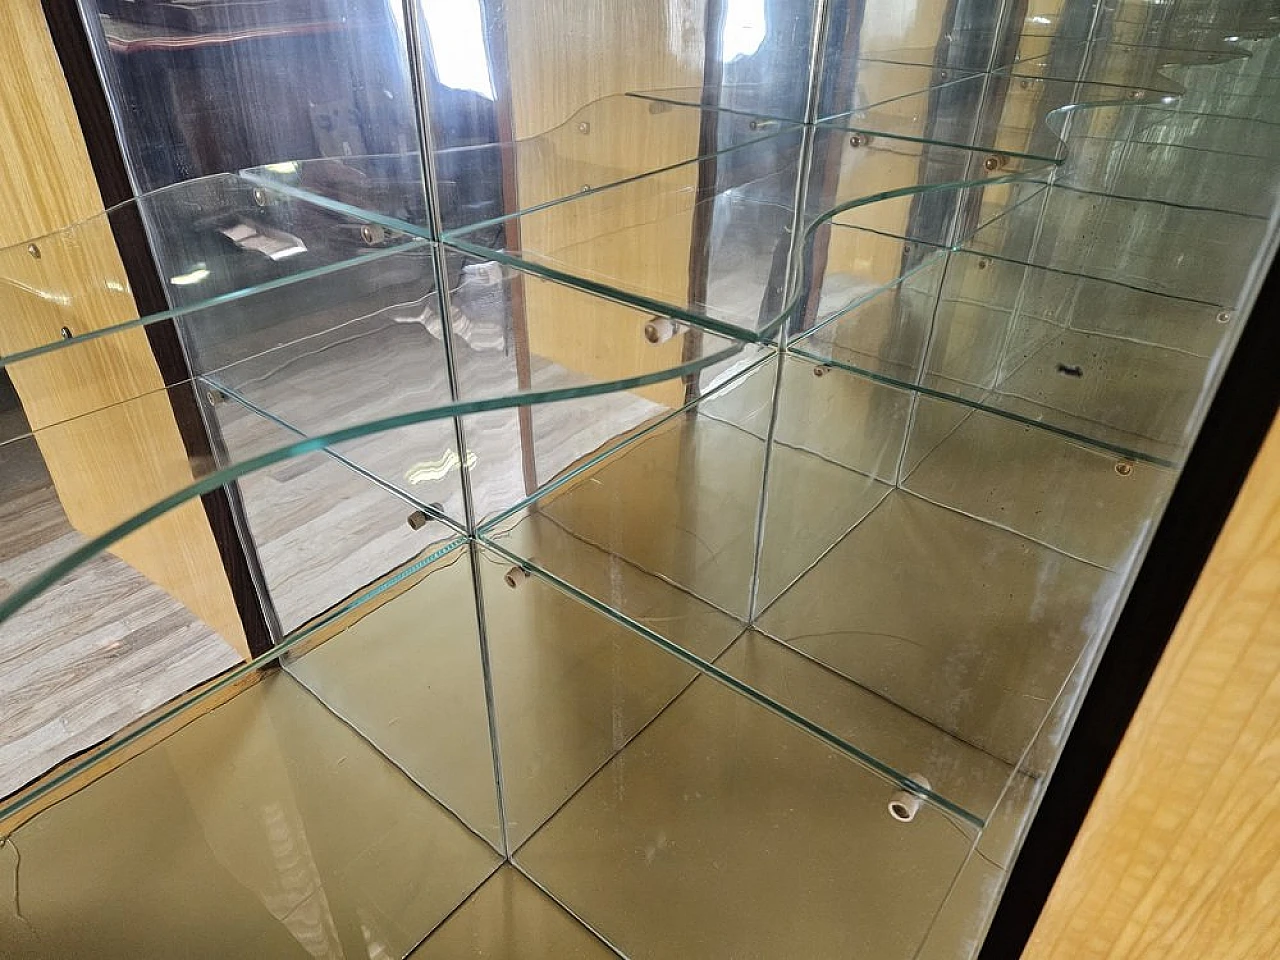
0, 438, 239, 799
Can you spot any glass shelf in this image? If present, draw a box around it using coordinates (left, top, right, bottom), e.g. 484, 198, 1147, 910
818, 73, 1170, 165
637, 62, 989, 126
855, 31, 1056, 72
475, 531, 996, 830
964, 183, 1268, 307
4, 65, 1258, 489
1092, 105, 1280, 160
1010, 40, 1245, 89
473, 346, 1177, 831
1057, 137, 1278, 216
0, 348, 1009, 833
632, 59, 1172, 167
2, 326, 1059, 832
445, 126, 1046, 343
0, 235, 753, 654
790, 248, 1230, 466
1109, 0, 1280, 35
1009, 40, 1280, 118
245, 94, 801, 233
4, 171, 1238, 500
225, 69, 1267, 363
626, 84, 817, 129
0, 173, 428, 367
237, 153, 431, 232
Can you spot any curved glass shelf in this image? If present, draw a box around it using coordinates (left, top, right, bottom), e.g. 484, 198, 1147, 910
434, 58, 1259, 351
855, 30, 1055, 71
1, 247, 753, 527
1010, 41, 1243, 89
0, 327, 1186, 831
471, 343, 1177, 836
1, 48, 1264, 478
12, 164, 1199, 833
820, 74, 1175, 164
5, 68, 1257, 483
1092, 105, 1280, 160
10, 331, 1120, 839
630, 62, 1176, 167
211, 57, 1257, 373
853, 21, 1251, 72
963, 183, 1268, 308
243, 94, 802, 232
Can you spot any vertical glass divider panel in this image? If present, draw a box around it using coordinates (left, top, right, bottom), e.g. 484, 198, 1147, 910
682, 0, 728, 417
400, 0, 512, 857
745, 0, 832, 620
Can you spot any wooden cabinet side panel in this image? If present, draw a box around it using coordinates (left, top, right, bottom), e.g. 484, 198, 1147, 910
1024, 417, 1280, 960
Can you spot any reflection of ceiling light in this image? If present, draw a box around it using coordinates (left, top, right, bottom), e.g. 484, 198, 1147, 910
262, 161, 298, 174
1161, 96, 1177, 104
10, 281, 71, 305
723, 0, 767, 61
1030, 16, 1052, 25
422, 0, 496, 100
1226, 36, 1240, 42
406, 448, 477, 485
170, 266, 210, 286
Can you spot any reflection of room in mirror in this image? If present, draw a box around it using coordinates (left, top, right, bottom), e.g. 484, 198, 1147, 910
0, 433, 239, 798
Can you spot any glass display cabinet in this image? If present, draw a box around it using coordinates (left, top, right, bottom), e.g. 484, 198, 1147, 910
1, 0, 1277, 956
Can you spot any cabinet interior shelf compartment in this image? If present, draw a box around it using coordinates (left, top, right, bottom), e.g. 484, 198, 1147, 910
2, 4, 1277, 960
